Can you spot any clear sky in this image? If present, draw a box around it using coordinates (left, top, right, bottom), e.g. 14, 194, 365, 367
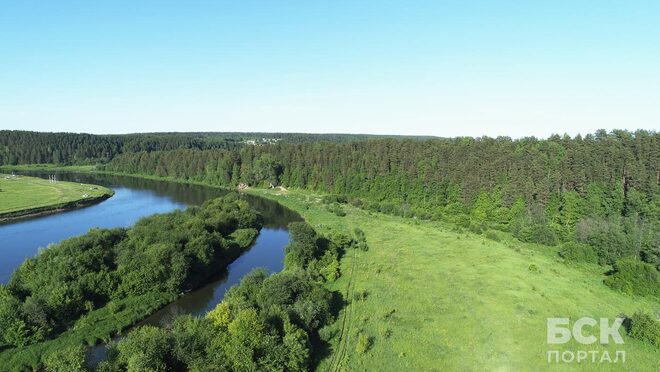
1, 1, 659, 137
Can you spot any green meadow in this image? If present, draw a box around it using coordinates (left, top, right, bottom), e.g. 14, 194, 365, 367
249, 188, 660, 371
0, 173, 112, 217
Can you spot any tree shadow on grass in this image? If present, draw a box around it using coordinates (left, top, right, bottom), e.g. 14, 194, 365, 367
310, 290, 347, 370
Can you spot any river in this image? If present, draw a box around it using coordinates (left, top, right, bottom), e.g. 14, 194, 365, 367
0, 172, 300, 363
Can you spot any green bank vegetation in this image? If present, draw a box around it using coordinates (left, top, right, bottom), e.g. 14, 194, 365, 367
0, 173, 112, 220
97, 220, 348, 371
0, 194, 262, 370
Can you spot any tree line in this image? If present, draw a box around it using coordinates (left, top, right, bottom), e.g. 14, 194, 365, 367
100, 130, 659, 297
0, 130, 417, 166
0, 131, 246, 165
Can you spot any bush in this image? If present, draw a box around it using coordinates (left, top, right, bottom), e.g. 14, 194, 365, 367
468, 222, 484, 235
575, 217, 634, 265
628, 311, 660, 347
558, 242, 598, 264
43, 345, 87, 372
322, 195, 347, 204
318, 326, 338, 342
484, 230, 500, 242
353, 228, 368, 251
520, 224, 558, 246
355, 333, 373, 353
229, 228, 259, 249
326, 203, 346, 217
604, 259, 660, 297
348, 197, 363, 208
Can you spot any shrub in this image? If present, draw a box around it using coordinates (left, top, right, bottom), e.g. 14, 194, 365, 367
355, 333, 373, 353
348, 197, 363, 208
468, 222, 484, 235
353, 290, 368, 302
628, 311, 660, 347
558, 242, 598, 264
318, 326, 338, 342
229, 228, 259, 249
524, 224, 558, 246
484, 230, 500, 242
575, 217, 633, 265
326, 203, 346, 217
604, 259, 660, 297
455, 215, 471, 229
322, 195, 347, 204
43, 345, 87, 372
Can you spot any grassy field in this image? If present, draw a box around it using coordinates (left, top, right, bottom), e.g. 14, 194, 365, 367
249, 188, 660, 371
0, 173, 112, 217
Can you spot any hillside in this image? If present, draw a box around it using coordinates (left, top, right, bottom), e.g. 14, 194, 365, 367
250, 188, 660, 371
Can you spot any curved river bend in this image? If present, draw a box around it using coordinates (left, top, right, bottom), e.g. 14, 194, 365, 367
0, 172, 300, 362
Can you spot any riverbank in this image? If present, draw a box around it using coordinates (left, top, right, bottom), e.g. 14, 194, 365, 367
0, 173, 114, 223
6, 165, 659, 370
0, 193, 265, 371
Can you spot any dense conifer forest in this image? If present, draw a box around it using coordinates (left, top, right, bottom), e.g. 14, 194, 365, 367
0, 130, 420, 165
98, 132, 658, 261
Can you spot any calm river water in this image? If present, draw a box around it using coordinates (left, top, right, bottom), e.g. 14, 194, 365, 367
0, 172, 300, 363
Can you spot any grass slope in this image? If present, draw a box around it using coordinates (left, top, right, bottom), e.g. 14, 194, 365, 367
0, 173, 112, 217
249, 188, 660, 371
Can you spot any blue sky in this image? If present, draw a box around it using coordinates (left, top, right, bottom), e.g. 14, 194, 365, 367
1, 1, 659, 137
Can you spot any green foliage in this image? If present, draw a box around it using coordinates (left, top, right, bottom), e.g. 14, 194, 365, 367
0, 130, 245, 165
116, 326, 174, 371
42, 345, 87, 372
326, 203, 346, 217
558, 242, 598, 263
282, 320, 310, 371
322, 194, 348, 204
604, 258, 660, 297
355, 333, 373, 354
105, 221, 336, 371
285, 222, 321, 268
575, 217, 632, 265
521, 224, 558, 246
206, 302, 231, 330
228, 228, 259, 249
26, 129, 656, 268
0, 194, 262, 369
484, 230, 501, 242
354, 227, 369, 251
627, 311, 660, 348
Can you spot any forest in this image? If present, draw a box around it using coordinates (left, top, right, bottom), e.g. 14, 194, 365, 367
0, 194, 263, 369
98, 130, 660, 296
0, 130, 415, 166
